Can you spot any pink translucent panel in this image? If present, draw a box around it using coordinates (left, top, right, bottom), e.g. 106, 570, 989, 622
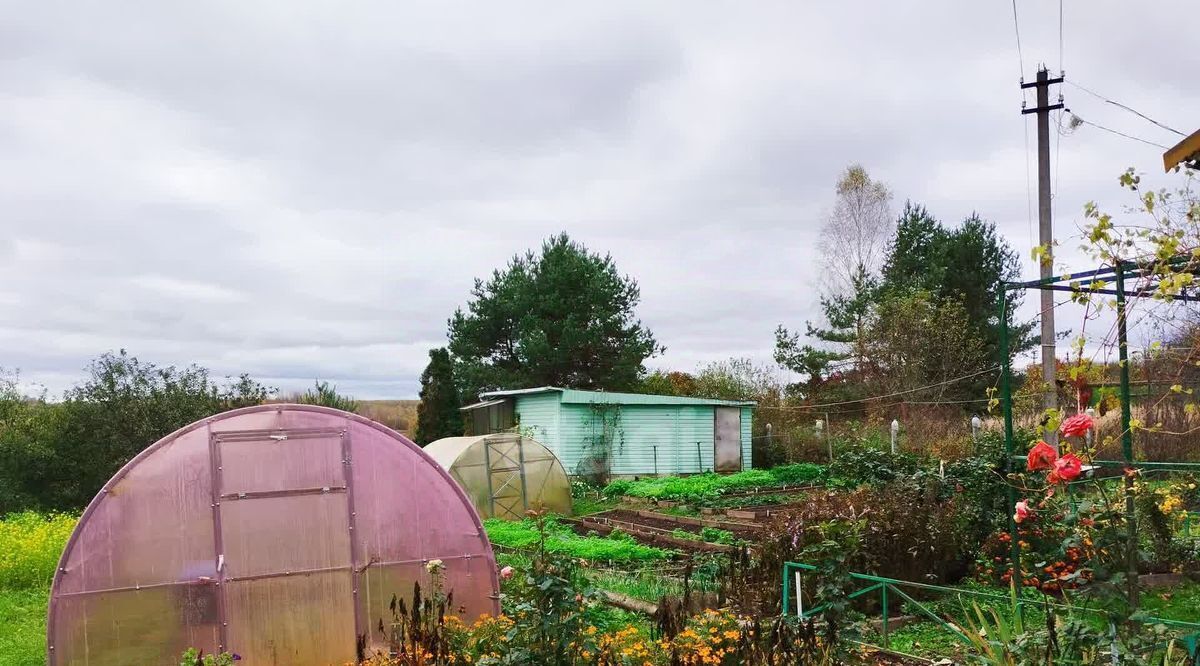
354, 450, 489, 562
218, 434, 344, 495
51, 585, 221, 665
50, 405, 499, 666
220, 493, 351, 578
55, 432, 215, 595
224, 572, 357, 665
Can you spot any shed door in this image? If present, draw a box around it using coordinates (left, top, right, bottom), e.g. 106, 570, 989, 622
713, 408, 742, 472
212, 427, 359, 665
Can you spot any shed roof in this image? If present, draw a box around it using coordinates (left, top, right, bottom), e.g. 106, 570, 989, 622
475, 386, 755, 407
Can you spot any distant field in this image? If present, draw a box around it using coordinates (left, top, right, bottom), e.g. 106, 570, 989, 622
355, 399, 418, 437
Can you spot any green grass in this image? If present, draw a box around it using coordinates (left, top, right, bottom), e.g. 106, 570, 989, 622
0, 511, 74, 666
484, 517, 672, 562
874, 619, 966, 660
0, 587, 47, 666
602, 464, 825, 502
572, 492, 619, 517
1141, 580, 1200, 623
588, 568, 686, 602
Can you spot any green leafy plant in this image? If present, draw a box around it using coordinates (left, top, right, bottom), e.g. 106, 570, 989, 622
602, 464, 825, 502
484, 517, 671, 562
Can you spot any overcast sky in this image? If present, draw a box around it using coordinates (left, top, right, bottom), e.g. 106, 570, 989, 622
2, 1, 1198, 399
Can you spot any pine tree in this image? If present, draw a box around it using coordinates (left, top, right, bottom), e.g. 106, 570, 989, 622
415, 348, 463, 445
447, 232, 663, 399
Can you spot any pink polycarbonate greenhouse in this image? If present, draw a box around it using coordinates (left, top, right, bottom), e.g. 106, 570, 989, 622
48, 404, 500, 666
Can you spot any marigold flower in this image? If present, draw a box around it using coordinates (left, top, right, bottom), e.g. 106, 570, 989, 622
1060, 413, 1094, 438
1027, 440, 1058, 471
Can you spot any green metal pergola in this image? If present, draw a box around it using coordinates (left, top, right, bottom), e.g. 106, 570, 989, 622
775, 258, 1200, 660
998, 256, 1200, 608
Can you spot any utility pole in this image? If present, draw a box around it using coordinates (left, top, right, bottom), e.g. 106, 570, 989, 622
1022, 66, 1064, 448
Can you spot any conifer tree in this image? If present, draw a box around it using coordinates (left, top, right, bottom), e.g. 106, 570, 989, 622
415, 347, 463, 445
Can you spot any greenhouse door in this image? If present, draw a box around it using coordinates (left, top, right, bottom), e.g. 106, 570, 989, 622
714, 408, 742, 472
211, 427, 359, 665
483, 436, 529, 519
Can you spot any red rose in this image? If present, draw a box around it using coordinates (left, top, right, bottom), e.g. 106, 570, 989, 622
1060, 413, 1094, 438
1052, 454, 1083, 483
1027, 440, 1058, 471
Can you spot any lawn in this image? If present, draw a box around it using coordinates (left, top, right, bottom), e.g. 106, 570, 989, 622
0, 588, 45, 666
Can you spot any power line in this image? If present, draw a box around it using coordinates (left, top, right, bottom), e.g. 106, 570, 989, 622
1010, 0, 1025, 79
1054, 0, 1063, 230
1066, 80, 1186, 137
1071, 113, 1170, 150
773, 366, 1001, 411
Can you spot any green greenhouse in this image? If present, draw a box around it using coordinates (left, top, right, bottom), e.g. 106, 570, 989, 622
461, 387, 754, 477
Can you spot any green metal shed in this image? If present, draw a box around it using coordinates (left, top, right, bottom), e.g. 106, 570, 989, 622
461, 387, 754, 477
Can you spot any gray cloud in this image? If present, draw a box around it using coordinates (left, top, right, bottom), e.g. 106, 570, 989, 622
2, 1, 1198, 399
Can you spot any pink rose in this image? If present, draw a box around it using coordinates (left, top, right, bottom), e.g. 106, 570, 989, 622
1060, 413, 1094, 438
499, 565, 514, 580
1014, 500, 1031, 524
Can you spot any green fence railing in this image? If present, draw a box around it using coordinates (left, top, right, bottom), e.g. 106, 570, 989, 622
782, 562, 1200, 661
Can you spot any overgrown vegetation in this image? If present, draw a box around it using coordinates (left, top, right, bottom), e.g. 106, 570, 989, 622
0, 512, 76, 589
295, 379, 359, 412
0, 511, 76, 666
1, 354, 273, 513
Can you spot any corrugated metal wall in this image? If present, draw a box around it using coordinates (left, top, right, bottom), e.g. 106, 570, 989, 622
741, 406, 753, 471
512, 392, 560, 455
514, 395, 754, 476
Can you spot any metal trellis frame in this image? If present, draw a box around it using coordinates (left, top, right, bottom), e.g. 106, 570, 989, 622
998, 256, 1200, 607
781, 562, 1200, 659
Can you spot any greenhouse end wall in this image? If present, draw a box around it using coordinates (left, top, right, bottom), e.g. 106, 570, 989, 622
425, 433, 572, 519
48, 404, 500, 666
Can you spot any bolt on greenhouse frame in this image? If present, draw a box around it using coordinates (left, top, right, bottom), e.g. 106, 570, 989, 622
998, 256, 1200, 606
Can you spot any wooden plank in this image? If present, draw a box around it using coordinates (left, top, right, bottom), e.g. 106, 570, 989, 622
634, 509, 761, 531
573, 517, 737, 553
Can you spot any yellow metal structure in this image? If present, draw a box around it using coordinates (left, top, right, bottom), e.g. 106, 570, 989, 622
1163, 128, 1200, 172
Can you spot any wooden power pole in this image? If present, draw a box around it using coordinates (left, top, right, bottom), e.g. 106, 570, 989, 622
1022, 66, 1064, 446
